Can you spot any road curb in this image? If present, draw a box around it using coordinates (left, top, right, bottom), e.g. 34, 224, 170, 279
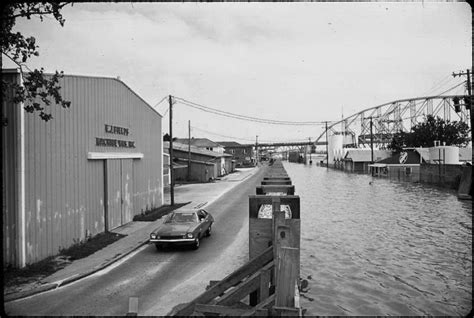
4, 282, 59, 302
4, 240, 149, 303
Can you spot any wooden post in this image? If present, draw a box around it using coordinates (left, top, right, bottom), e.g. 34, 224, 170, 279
275, 247, 299, 308
126, 297, 138, 316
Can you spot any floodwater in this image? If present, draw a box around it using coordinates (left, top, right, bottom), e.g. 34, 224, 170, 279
283, 162, 472, 316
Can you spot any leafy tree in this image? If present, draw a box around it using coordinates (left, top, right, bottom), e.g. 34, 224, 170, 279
1, 2, 72, 124
163, 133, 178, 142
389, 115, 470, 151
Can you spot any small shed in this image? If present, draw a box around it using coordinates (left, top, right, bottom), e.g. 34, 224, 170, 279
164, 141, 233, 180
343, 149, 391, 173
369, 150, 426, 182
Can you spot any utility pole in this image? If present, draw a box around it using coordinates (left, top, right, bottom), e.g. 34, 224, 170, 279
255, 135, 258, 166
325, 121, 329, 169
308, 137, 312, 165
369, 117, 374, 164
169, 95, 174, 206
452, 69, 473, 154
187, 120, 191, 181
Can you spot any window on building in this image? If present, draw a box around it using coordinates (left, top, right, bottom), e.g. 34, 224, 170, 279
231, 149, 235, 154
243, 149, 247, 154
405, 167, 412, 175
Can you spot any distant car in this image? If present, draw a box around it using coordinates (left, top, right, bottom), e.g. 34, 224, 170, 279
149, 209, 214, 250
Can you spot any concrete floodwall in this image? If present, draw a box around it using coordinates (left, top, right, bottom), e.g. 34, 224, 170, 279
419, 163, 464, 190
457, 166, 472, 199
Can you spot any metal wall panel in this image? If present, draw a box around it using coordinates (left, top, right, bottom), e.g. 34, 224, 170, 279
107, 159, 122, 230
2, 73, 19, 266
121, 159, 133, 225
4, 73, 163, 266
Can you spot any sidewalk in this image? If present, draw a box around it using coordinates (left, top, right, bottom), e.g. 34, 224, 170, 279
4, 167, 259, 303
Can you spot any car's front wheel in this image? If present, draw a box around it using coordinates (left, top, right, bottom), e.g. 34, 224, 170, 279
155, 243, 162, 251
192, 237, 200, 250
205, 224, 212, 237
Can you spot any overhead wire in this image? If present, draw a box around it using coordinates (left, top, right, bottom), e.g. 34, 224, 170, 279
432, 80, 466, 97
190, 125, 312, 144
422, 74, 456, 96
173, 96, 330, 126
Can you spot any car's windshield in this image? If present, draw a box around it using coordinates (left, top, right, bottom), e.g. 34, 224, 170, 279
167, 212, 197, 223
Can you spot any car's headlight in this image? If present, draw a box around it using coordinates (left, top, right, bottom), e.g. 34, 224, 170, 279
150, 234, 156, 239
186, 233, 194, 238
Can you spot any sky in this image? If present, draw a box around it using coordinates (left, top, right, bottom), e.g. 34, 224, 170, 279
4, 2, 472, 144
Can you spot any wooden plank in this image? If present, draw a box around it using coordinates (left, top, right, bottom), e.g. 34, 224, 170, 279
216, 270, 261, 306
206, 280, 220, 290
259, 265, 271, 302
275, 247, 299, 308
126, 297, 138, 316
249, 218, 272, 260
261, 180, 292, 185
274, 219, 300, 284
256, 185, 295, 195
272, 208, 285, 281
272, 306, 300, 316
294, 281, 300, 309
250, 261, 274, 306
173, 246, 273, 316
194, 304, 249, 316
241, 294, 276, 317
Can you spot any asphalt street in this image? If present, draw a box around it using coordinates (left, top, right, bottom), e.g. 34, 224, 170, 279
5, 166, 266, 316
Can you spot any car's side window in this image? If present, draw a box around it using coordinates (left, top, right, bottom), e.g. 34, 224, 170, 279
197, 210, 206, 221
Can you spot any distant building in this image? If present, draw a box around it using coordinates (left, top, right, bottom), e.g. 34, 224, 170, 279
343, 149, 392, 173
217, 141, 255, 167
369, 150, 426, 182
164, 141, 233, 182
174, 138, 225, 153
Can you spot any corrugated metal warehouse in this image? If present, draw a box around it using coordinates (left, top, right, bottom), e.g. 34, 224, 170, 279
2, 69, 163, 267
164, 141, 234, 181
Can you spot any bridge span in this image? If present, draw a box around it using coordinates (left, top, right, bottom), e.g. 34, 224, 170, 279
223, 94, 471, 156
314, 94, 471, 148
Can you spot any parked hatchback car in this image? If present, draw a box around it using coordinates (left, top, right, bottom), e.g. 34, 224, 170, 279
149, 209, 214, 250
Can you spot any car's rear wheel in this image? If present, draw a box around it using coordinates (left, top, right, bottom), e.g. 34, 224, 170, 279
205, 224, 212, 237
192, 237, 200, 250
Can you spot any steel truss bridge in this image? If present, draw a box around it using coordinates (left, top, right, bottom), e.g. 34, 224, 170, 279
314, 94, 471, 149
233, 94, 470, 154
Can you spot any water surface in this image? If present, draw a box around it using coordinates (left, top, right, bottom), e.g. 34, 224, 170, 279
283, 162, 472, 316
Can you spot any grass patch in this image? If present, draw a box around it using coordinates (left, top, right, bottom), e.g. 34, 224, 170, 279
60, 232, 126, 261
3, 256, 59, 288
3, 231, 125, 288
133, 202, 190, 222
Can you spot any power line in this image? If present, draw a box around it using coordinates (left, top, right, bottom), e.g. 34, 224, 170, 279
433, 80, 466, 97
190, 125, 314, 144
173, 96, 330, 126
423, 74, 456, 96
153, 95, 168, 108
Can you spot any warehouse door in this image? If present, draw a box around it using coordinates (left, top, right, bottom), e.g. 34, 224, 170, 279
106, 159, 134, 231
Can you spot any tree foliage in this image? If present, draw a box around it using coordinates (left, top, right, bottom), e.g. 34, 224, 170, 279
389, 115, 471, 151
1, 2, 72, 123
